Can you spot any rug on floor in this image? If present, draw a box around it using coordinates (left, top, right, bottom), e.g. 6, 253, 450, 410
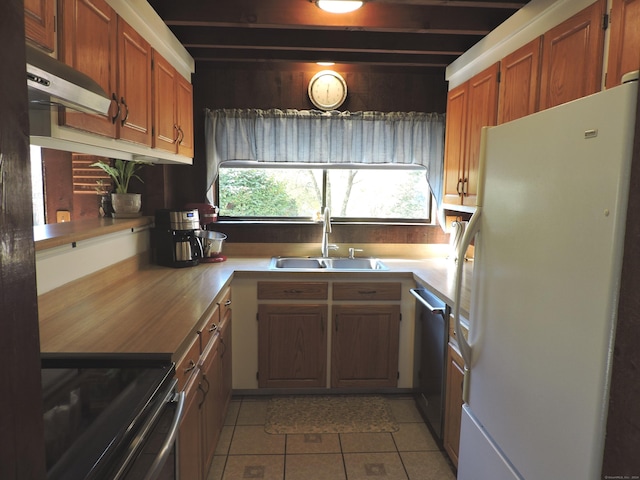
264, 395, 399, 434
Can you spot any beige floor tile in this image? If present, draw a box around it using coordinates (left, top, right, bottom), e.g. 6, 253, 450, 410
285, 453, 346, 480
387, 397, 424, 423
400, 451, 456, 480
343, 452, 409, 480
206, 455, 227, 480
222, 455, 284, 480
237, 398, 270, 426
224, 400, 241, 426
340, 432, 397, 453
214, 425, 235, 456
393, 422, 439, 452
286, 433, 341, 454
229, 425, 285, 455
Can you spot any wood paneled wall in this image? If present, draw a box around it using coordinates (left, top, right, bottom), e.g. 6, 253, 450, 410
165, 62, 449, 244
1, 1, 46, 477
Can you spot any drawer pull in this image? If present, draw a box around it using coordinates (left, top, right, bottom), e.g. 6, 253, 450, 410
224, 299, 232, 306
184, 360, 196, 373
208, 323, 218, 333
358, 290, 377, 295
284, 289, 303, 294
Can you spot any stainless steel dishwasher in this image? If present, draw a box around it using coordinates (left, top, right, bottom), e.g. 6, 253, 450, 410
410, 287, 450, 442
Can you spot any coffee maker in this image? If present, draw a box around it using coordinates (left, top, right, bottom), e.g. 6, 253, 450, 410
153, 209, 202, 268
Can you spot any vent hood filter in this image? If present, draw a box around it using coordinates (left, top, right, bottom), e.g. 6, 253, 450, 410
26, 44, 111, 115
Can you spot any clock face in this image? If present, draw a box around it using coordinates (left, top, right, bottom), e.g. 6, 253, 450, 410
308, 71, 347, 111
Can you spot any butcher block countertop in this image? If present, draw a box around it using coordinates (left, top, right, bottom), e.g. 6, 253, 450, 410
37, 255, 473, 362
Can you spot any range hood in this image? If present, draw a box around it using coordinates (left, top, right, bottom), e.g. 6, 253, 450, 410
26, 44, 111, 115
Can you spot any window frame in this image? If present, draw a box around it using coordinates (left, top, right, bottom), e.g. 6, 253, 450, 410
215, 162, 434, 225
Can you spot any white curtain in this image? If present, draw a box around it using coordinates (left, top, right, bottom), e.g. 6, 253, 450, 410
205, 108, 445, 210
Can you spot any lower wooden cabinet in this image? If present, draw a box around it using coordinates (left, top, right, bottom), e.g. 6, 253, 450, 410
178, 368, 204, 480
443, 342, 465, 467
258, 304, 328, 388
331, 304, 401, 388
177, 288, 233, 479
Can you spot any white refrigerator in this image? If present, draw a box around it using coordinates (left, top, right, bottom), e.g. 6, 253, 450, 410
452, 79, 638, 479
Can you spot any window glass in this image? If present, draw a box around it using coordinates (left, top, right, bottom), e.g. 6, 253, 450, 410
218, 166, 431, 222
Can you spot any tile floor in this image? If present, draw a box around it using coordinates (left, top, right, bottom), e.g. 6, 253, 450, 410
206, 395, 457, 480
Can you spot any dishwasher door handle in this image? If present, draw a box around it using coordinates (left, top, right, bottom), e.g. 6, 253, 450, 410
410, 288, 446, 316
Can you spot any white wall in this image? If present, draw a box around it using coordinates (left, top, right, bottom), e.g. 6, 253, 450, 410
36, 226, 150, 294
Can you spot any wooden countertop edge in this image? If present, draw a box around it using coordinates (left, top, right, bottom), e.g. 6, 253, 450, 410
34, 217, 154, 251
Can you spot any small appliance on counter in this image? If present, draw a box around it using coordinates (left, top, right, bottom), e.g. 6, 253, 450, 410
153, 209, 202, 268
195, 230, 227, 263
184, 202, 219, 230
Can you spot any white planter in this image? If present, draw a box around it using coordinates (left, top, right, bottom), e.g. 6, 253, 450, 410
111, 193, 142, 214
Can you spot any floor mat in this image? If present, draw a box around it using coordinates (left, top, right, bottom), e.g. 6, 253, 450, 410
264, 395, 399, 434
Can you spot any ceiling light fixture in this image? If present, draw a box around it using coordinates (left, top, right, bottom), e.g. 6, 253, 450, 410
315, 1, 364, 14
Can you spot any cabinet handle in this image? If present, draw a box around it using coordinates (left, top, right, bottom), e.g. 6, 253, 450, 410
173, 124, 180, 144
197, 381, 207, 408
284, 289, 303, 294
110, 93, 120, 124
120, 97, 129, 126
456, 178, 463, 195
208, 323, 218, 333
177, 126, 184, 144
184, 359, 196, 373
224, 300, 232, 307
462, 178, 468, 196
358, 290, 377, 295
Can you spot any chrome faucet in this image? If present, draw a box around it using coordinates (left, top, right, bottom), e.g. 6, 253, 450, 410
321, 207, 338, 257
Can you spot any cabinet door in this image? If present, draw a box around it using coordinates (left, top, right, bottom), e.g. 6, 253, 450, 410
178, 370, 204, 480
258, 304, 327, 388
117, 18, 152, 146
200, 336, 222, 475
539, 0, 606, 110
443, 343, 464, 468
498, 37, 542, 124
606, 0, 640, 88
25, 0, 55, 51
176, 74, 194, 157
153, 51, 179, 153
442, 83, 468, 205
59, 0, 118, 137
463, 62, 499, 207
331, 304, 400, 388
219, 310, 233, 416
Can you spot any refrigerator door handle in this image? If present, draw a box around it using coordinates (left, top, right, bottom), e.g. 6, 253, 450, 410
453, 126, 489, 404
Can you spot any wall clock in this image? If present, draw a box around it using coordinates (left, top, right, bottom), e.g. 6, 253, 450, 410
308, 70, 348, 111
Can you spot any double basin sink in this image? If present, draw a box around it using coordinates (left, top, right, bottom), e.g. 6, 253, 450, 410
270, 256, 388, 271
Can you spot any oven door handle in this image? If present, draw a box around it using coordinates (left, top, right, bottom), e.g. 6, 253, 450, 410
142, 388, 186, 480
410, 288, 446, 316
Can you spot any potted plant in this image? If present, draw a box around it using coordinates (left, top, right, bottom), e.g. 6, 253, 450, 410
91, 159, 150, 215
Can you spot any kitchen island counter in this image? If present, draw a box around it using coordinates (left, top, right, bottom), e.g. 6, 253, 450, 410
38, 256, 473, 362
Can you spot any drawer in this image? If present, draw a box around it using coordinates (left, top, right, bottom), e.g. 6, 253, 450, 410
332, 282, 401, 301
175, 337, 200, 391
218, 286, 232, 319
197, 303, 220, 352
257, 281, 328, 300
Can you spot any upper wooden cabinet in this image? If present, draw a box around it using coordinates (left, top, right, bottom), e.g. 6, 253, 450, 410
58, 0, 152, 146
539, 0, 606, 110
153, 52, 194, 158
25, 0, 55, 52
443, 63, 499, 208
606, 0, 640, 88
498, 37, 542, 124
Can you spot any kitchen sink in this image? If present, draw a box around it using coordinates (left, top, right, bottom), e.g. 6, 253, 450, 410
271, 257, 328, 269
269, 257, 388, 271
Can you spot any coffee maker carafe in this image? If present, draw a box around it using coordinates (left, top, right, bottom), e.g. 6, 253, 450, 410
153, 209, 202, 268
